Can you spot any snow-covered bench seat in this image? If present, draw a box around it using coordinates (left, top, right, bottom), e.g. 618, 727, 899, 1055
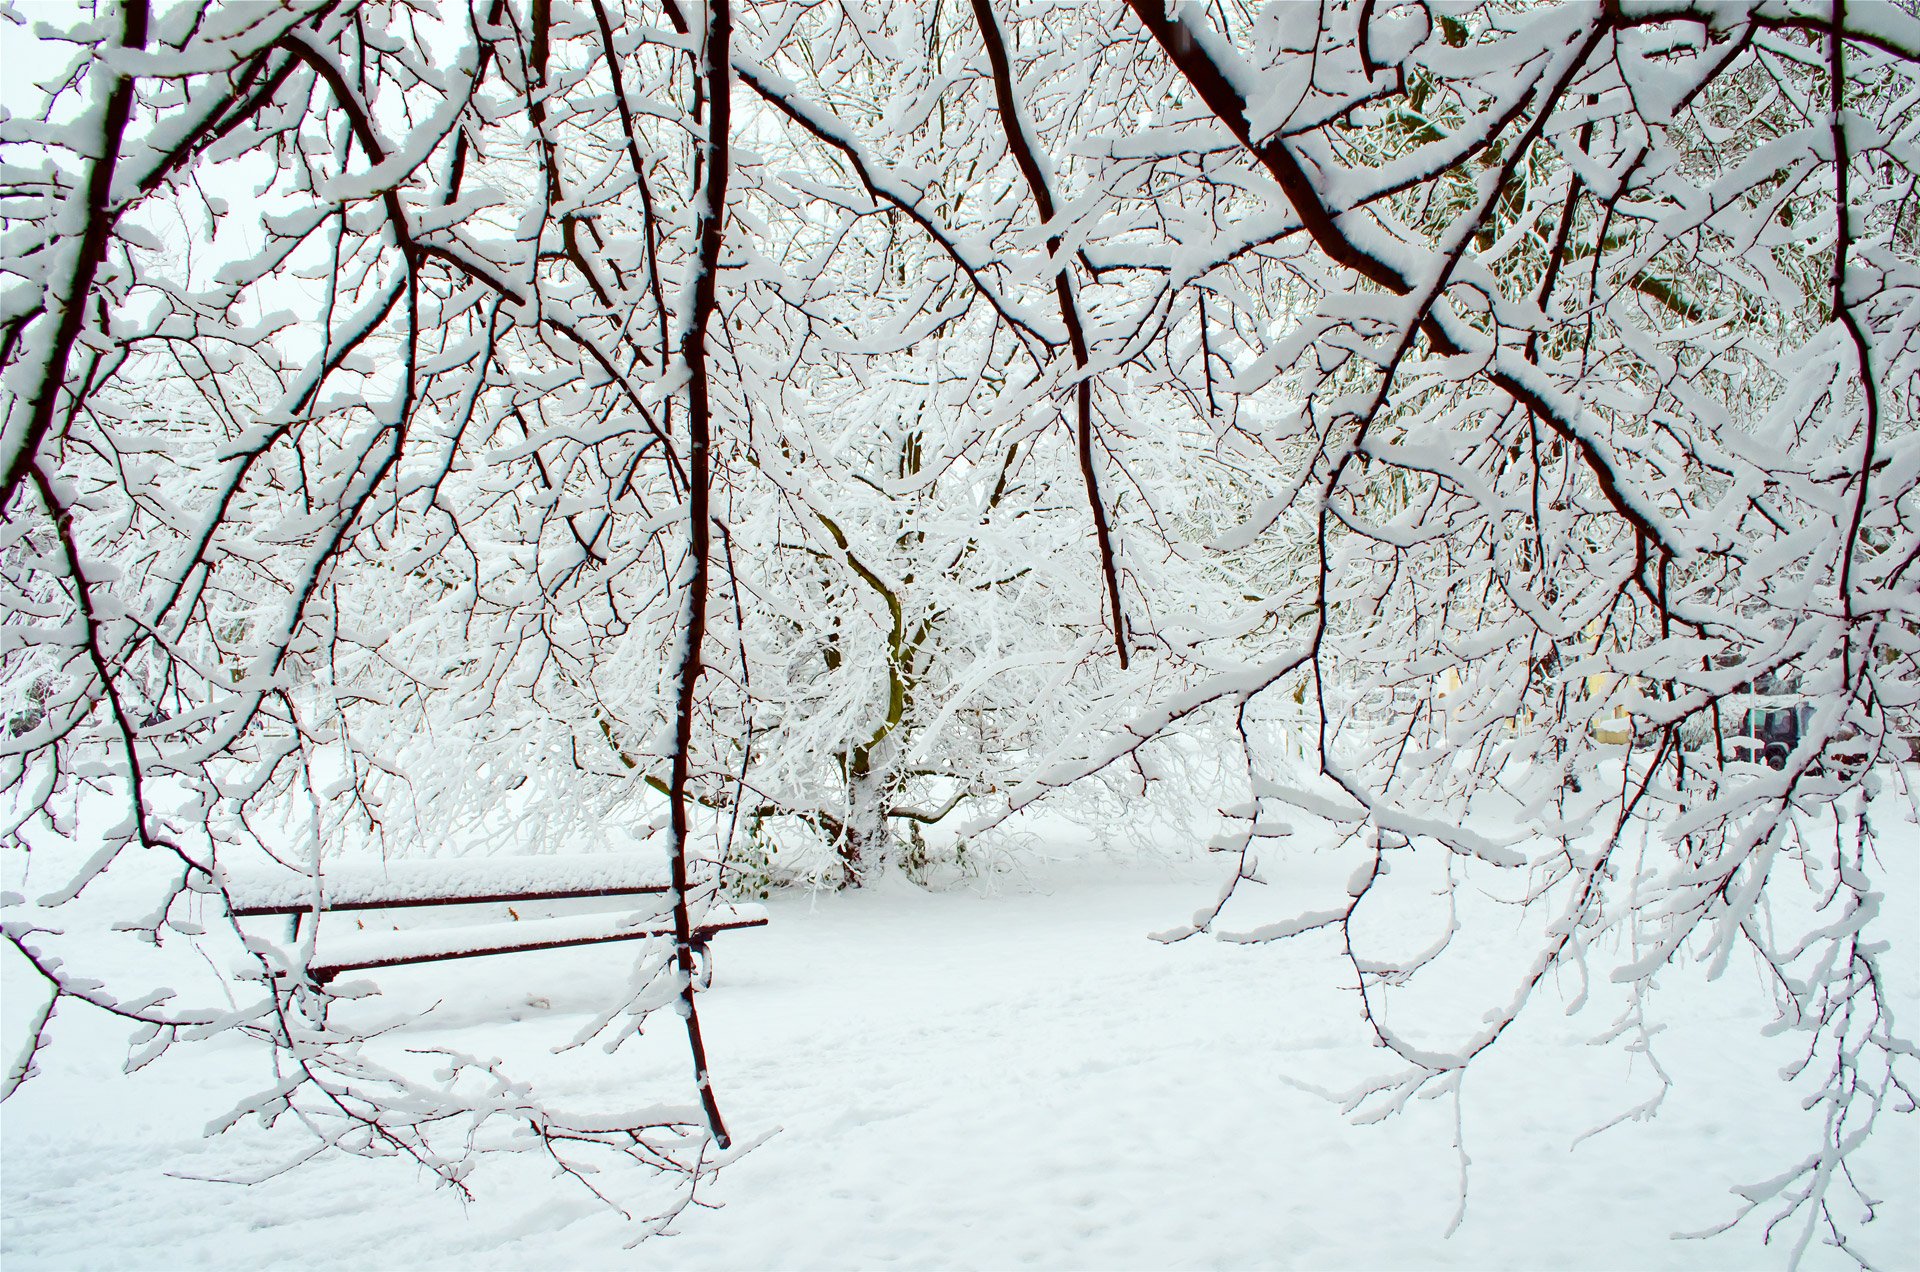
224, 855, 765, 987
225, 854, 672, 915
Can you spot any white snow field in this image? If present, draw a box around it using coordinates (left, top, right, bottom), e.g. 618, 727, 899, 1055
4, 822, 1916, 1271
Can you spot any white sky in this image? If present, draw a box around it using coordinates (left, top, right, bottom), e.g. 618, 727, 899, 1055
1, 1, 87, 118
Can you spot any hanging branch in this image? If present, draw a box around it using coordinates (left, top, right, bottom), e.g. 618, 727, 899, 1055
665, 0, 736, 1151
972, 0, 1129, 668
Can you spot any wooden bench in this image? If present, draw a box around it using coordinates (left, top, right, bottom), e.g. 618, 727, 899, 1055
224, 855, 766, 987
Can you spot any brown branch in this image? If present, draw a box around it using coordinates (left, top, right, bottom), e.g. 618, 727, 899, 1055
1124, 0, 1410, 294
1831, 0, 1880, 687
729, 54, 1052, 347
1127, 0, 1684, 560
279, 32, 419, 270
665, 0, 734, 1152
974, 0, 1129, 668
2, 1, 149, 513
592, 0, 675, 370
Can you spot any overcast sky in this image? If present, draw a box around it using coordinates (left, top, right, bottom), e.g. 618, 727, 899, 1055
3, 2, 96, 121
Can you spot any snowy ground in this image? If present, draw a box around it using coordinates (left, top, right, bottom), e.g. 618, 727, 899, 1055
4, 827, 1917, 1270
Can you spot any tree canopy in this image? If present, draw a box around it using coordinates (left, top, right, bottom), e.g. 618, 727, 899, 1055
2, 0, 1915, 1261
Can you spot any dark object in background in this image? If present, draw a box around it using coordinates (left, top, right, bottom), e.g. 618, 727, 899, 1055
1733, 671, 1812, 771
1745, 704, 1802, 770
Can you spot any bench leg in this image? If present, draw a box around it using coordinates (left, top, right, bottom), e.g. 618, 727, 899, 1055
693, 941, 713, 991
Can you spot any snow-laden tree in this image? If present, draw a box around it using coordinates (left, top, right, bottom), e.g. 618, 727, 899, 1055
925, 2, 1920, 1260
2, 0, 1915, 1262
0, 0, 765, 1220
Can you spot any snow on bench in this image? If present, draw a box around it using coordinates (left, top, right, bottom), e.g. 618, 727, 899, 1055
222, 854, 764, 987
224, 853, 672, 915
